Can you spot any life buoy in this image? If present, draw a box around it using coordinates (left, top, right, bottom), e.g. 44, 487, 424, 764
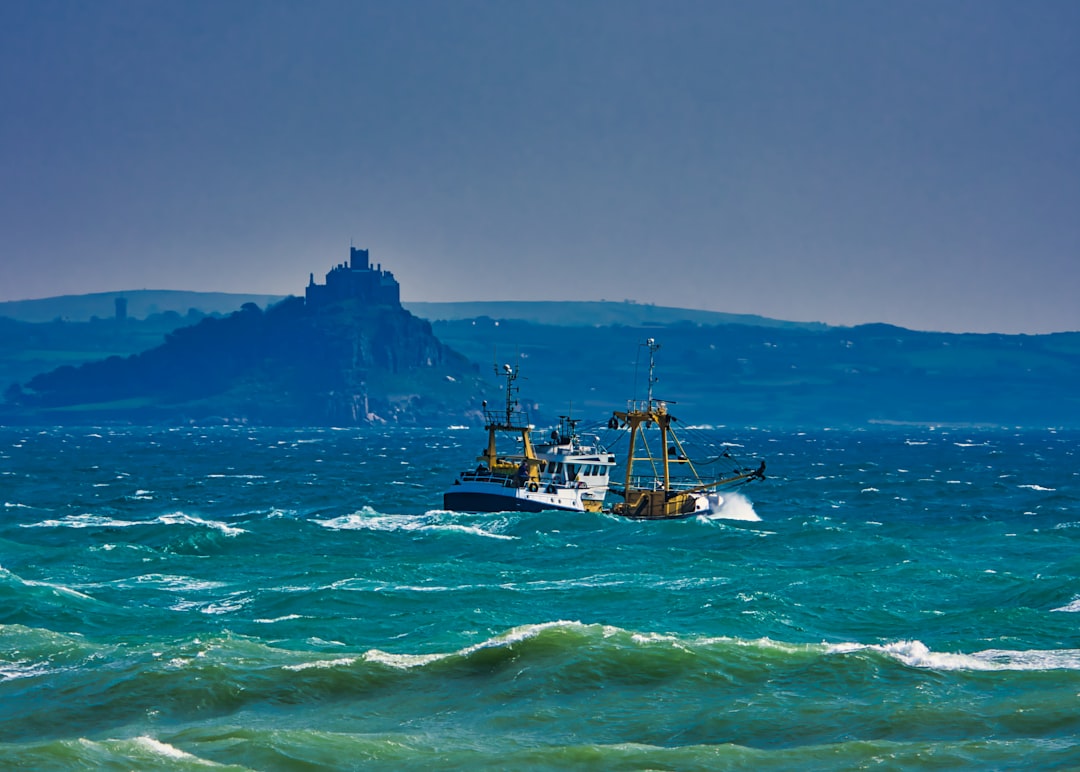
527, 482, 539, 493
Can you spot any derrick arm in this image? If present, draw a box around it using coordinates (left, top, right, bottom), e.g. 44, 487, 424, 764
676, 461, 766, 497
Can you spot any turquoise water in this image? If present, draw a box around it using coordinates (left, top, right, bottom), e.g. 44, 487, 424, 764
1, 425, 1078, 770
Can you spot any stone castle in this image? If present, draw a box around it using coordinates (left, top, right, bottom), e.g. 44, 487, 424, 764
305, 247, 401, 308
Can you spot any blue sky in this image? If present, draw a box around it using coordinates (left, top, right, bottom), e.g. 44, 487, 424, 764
2, 0, 1077, 333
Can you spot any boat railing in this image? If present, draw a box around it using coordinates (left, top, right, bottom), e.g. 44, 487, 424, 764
483, 407, 531, 430
535, 441, 607, 457
624, 474, 703, 492
460, 467, 595, 492
460, 469, 518, 487
625, 398, 670, 415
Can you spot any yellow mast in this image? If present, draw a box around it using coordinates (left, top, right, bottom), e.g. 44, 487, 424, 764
482, 362, 538, 483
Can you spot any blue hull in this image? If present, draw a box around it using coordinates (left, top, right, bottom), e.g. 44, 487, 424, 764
443, 490, 583, 514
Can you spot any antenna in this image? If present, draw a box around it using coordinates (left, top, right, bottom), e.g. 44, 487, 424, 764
645, 338, 661, 404
492, 350, 521, 427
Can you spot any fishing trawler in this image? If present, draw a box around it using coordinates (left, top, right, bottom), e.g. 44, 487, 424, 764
443, 363, 616, 513
607, 339, 765, 520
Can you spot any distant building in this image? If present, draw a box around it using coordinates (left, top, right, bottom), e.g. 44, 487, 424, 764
305, 247, 401, 309
115, 297, 128, 321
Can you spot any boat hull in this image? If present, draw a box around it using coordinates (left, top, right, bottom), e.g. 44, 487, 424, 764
443, 489, 585, 514
612, 491, 724, 520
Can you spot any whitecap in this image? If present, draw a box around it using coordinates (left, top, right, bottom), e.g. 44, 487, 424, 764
20, 511, 246, 535
315, 510, 515, 540
433, 522, 516, 539
283, 656, 359, 671
361, 621, 609, 672
1018, 484, 1056, 492
254, 614, 305, 624
156, 512, 246, 536
128, 574, 228, 592
360, 650, 444, 669
829, 639, 1080, 671
701, 491, 760, 522
23, 578, 95, 600
199, 597, 250, 615
480, 620, 612, 648
0, 660, 54, 681
22, 514, 140, 529
128, 737, 207, 762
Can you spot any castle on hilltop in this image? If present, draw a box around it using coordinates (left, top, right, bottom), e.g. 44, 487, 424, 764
305, 247, 401, 308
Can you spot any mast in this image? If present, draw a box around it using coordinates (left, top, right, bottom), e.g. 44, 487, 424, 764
645, 337, 659, 404
482, 361, 537, 482
613, 339, 674, 515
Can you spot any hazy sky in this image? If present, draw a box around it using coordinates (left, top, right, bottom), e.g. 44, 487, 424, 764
2, 1, 1077, 333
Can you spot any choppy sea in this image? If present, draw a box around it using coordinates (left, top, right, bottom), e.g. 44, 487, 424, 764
1, 424, 1078, 770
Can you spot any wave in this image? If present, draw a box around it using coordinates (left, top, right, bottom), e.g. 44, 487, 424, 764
15, 619, 1079, 692
315, 508, 516, 540
828, 639, 1080, 672
5, 731, 1077, 772
20, 512, 246, 536
0, 735, 240, 770
112, 573, 229, 593
0, 624, 98, 682
703, 491, 761, 522
1051, 597, 1080, 613
259, 622, 1080, 678
5, 621, 1080, 765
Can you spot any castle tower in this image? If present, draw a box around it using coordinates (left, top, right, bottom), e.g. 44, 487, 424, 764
349, 247, 370, 271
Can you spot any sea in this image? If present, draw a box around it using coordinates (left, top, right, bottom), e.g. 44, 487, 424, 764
1, 423, 1078, 770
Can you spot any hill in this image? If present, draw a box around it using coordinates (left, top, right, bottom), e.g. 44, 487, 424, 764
4, 298, 482, 425
3, 291, 1078, 428
427, 318, 1080, 428
0, 307, 237, 394
403, 300, 825, 330
0, 290, 287, 323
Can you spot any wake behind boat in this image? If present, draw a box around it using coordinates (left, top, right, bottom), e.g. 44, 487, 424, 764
607, 338, 765, 520
443, 363, 615, 513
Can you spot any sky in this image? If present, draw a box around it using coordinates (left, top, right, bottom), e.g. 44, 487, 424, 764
1, 1, 1078, 334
